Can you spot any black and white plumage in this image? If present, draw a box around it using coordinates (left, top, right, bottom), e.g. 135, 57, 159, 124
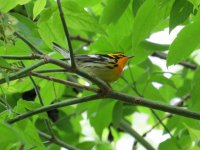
52, 42, 129, 82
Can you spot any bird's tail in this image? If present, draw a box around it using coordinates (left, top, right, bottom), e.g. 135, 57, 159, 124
52, 42, 70, 59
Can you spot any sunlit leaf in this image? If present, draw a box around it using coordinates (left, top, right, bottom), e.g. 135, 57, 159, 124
0, 0, 31, 13
167, 19, 200, 66
132, 0, 161, 50
33, 0, 47, 20
101, 0, 131, 24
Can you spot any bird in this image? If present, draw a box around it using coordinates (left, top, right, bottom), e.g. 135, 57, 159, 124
53, 42, 133, 83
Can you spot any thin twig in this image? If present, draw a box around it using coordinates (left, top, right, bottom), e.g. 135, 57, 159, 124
56, 0, 76, 69
38, 131, 80, 150
150, 109, 173, 137
70, 35, 93, 45
142, 93, 191, 137
31, 72, 99, 92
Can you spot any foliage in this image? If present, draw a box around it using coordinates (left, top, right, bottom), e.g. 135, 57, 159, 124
0, 0, 200, 149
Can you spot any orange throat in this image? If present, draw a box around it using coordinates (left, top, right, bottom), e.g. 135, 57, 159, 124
115, 57, 128, 77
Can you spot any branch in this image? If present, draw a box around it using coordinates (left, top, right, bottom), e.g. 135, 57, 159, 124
38, 131, 80, 150
70, 35, 93, 45
119, 120, 155, 150
0, 59, 46, 84
56, 0, 76, 69
2, 55, 200, 121
142, 115, 171, 139
14, 32, 44, 55
152, 52, 197, 70
7, 89, 200, 124
0, 54, 40, 60
7, 94, 100, 124
108, 91, 200, 120
31, 72, 98, 92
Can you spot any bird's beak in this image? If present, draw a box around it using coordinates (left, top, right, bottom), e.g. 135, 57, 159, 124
128, 56, 134, 59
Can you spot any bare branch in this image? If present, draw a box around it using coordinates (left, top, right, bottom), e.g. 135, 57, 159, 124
152, 52, 197, 70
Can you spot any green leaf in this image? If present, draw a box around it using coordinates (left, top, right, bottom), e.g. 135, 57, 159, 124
38, 11, 63, 48
185, 124, 200, 142
150, 74, 176, 89
16, 121, 45, 149
190, 68, 200, 111
77, 142, 95, 150
33, 0, 47, 20
0, 123, 21, 149
188, 0, 200, 7
132, 0, 161, 50
95, 143, 113, 150
62, 0, 105, 34
167, 19, 200, 66
132, 0, 145, 16
17, 100, 41, 111
90, 100, 116, 137
140, 41, 169, 51
0, 0, 31, 13
112, 101, 123, 127
76, 0, 101, 6
0, 57, 11, 69
100, 0, 131, 24
38, 0, 105, 48
158, 138, 178, 150
169, 0, 193, 32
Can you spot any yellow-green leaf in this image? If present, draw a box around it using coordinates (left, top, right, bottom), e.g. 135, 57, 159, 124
33, 0, 47, 20
167, 19, 200, 66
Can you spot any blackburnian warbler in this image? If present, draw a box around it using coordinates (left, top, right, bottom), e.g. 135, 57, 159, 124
53, 43, 133, 83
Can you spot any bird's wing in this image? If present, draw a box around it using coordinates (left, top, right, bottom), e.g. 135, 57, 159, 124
52, 42, 70, 58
